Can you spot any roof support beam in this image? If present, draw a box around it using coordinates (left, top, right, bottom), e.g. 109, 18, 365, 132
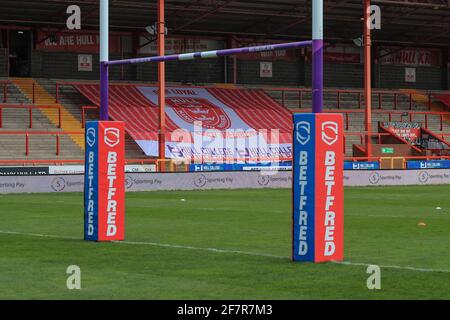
173, 0, 234, 32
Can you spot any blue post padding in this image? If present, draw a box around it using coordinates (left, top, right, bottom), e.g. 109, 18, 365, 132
292, 113, 316, 262
84, 121, 99, 241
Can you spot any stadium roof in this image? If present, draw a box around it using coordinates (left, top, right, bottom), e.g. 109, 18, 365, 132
0, 0, 449, 47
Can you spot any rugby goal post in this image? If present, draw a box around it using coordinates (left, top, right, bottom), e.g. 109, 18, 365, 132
84, 0, 344, 264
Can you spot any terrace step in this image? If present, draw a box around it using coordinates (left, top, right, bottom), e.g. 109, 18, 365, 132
10, 78, 85, 149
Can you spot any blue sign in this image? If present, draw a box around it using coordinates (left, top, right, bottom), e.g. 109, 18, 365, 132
407, 160, 450, 170
189, 162, 292, 172
190, 164, 230, 172
344, 162, 380, 170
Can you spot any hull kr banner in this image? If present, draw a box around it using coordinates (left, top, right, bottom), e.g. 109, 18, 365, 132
74, 84, 293, 162
136, 87, 292, 161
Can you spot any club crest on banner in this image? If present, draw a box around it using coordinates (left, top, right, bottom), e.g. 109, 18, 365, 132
167, 97, 232, 130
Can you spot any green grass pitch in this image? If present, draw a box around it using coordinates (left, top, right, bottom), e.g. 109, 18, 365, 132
0, 185, 449, 299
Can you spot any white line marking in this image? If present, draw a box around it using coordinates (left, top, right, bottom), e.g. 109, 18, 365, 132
0, 230, 78, 240
1, 230, 450, 274
117, 239, 283, 259
346, 214, 447, 219
346, 214, 404, 218
332, 261, 450, 274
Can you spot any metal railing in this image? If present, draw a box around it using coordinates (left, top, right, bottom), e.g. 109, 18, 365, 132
264, 87, 448, 111
0, 104, 62, 128
0, 80, 12, 103
0, 131, 83, 156
0, 79, 37, 104
345, 155, 450, 162
292, 108, 449, 131
0, 158, 158, 166
81, 105, 99, 128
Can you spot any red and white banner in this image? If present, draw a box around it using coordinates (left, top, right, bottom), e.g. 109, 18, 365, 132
324, 45, 361, 64
138, 36, 224, 55
382, 122, 421, 144
74, 84, 293, 162
379, 47, 441, 67
305, 45, 361, 64
36, 30, 121, 53
137, 87, 292, 161
236, 40, 299, 61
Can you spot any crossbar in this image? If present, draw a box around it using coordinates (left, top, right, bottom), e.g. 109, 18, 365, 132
99, 0, 323, 126
106, 41, 313, 66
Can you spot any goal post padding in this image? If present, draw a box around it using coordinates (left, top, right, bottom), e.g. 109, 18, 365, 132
292, 113, 344, 262
84, 121, 125, 241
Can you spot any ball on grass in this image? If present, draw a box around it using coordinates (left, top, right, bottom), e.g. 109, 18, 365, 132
417, 222, 427, 227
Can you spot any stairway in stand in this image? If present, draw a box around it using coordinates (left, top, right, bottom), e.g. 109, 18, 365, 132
401, 89, 450, 133
10, 78, 85, 149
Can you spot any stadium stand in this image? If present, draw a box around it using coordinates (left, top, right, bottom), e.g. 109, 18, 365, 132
2, 0, 450, 301
0, 79, 83, 161
1, 77, 450, 162
73, 83, 293, 158
267, 87, 450, 155
43, 79, 148, 160
11, 78, 84, 147
434, 93, 450, 110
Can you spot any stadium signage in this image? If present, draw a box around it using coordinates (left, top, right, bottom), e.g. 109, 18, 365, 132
36, 30, 122, 53
189, 162, 292, 172
381, 147, 394, 154
292, 114, 344, 263
234, 40, 297, 61
139, 37, 224, 56
322, 150, 337, 256
0, 167, 49, 176
306, 45, 362, 64
407, 160, 450, 170
47, 165, 156, 175
344, 161, 380, 170
106, 151, 119, 236
382, 121, 421, 144
297, 149, 310, 257
135, 86, 293, 161
84, 121, 125, 241
378, 47, 441, 67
